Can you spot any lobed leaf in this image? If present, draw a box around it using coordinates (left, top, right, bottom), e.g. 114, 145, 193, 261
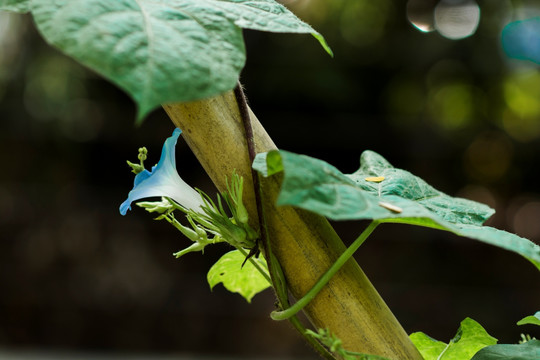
411, 318, 498, 360
29, 0, 330, 122
0, 0, 29, 12
471, 340, 540, 360
207, 249, 271, 303
253, 150, 540, 270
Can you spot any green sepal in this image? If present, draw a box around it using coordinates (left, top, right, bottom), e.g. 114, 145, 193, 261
136, 197, 175, 214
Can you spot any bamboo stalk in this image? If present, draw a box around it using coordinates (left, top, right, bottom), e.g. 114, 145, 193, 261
163, 91, 423, 360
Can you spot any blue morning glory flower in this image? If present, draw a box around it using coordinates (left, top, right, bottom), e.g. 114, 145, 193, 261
120, 128, 204, 215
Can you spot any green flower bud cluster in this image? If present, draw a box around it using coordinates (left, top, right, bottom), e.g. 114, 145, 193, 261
126, 147, 148, 174
184, 172, 258, 250
137, 197, 223, 258
136, 172, 258, 257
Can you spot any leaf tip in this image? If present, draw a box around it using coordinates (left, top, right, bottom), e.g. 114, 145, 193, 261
134, 103, 156, 126
311, 32, 333, 57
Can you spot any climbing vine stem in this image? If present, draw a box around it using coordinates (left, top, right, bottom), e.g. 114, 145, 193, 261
271, 220, 380, 321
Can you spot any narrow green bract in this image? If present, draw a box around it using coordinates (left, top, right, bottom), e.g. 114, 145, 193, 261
253, 150, 540, 270
28, 0, 330, 122
410, 318, 498, 360
207, 250, 271, 303
0, 0, 29, 12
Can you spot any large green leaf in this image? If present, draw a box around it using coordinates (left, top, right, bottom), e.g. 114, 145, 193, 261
410, 318, 498, 360
348, 151, 494, 225
30, 0, 330, 122
0, 0, 29, 12
207, 250, 271, 303
253, 150, 540, 270
471, 340, 540, 360
195, 0, 332, 56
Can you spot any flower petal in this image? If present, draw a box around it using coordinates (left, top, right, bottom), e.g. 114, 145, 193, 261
120, 128, 204, 215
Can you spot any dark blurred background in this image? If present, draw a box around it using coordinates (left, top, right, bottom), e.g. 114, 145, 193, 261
0, 0, 539, 358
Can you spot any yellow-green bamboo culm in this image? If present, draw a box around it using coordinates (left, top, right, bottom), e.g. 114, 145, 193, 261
163, 91, 423, 360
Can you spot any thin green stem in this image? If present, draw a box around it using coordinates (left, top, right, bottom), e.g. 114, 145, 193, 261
271, 221, 380, 321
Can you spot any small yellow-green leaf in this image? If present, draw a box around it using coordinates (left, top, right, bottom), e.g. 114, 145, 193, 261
207, 250, 271, 303
517, 311, 540, 327
443, 318, 498, 360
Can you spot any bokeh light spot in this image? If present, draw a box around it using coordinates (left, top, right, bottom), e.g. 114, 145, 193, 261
464, 131, 513, 182
0, 12, 24, 99
281, 0, 333, 25
407, 0, 437, 32
504, 69, 540, 117
501, 109, 540, 142
502, 69, 540, 141
24, 55, 87, 121
457, 185, 497, 211
502, 16, 540, 64
434, 0, 481, 40
428, 82, 478, 130
339, 0, 392, 47
512, 201, 540, 241
386, 77, 426, 125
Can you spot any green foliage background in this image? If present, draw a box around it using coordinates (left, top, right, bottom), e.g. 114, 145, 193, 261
0, 0, 538, 357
